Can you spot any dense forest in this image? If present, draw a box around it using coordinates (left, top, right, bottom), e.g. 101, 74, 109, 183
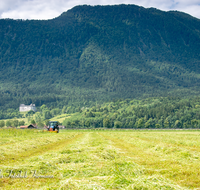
1, 96, 200, 129
0, 4, 200, 111
61, 96, 200, 129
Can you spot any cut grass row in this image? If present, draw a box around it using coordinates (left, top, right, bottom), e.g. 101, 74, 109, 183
100, 131, 200, 188
0, 129, 199, 189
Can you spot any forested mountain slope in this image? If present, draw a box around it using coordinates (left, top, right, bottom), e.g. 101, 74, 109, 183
0, 4, 200, 109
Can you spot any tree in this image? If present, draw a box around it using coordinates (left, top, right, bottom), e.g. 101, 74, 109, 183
63, 120, 71, 128
66, 106, 72, 113
79, 120, 85, 128
27, 110, 35, 115
44, 119, 50, 126
155, 124, 161, 129
75, 107, 81, 112
85, 120, 90, 128
34, 112, 42, 123
103, 118, 111, 128
6, 120, 12, 127
71, 121, 76, 128
37, 121, 44, 128
50, 108, 60, 116
40, 104, 47, 111
174, 120, 181, 128
145, 121, 150, 128
86, 111, 95, 117
128, 121, 135, 128
191, 119, 198, 128
164, 118, 169, 128
147, 118, 155, 128
136, 118, 144, 128
31, 119, 36, 124
12, 120, 19, 127
62, 106, 67, 114
103, 107, 108, 113
114, 121, 122, 128
183, 122, 188, 129
158, 117, 164, 128
19, 120, 25, 126
43, 110, 51, 119
0, 120, 5, 128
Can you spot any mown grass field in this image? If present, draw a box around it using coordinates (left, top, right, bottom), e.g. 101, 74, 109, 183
0, 129, 200, 189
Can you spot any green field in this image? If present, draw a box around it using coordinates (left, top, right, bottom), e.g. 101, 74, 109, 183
0, 129, 200, 189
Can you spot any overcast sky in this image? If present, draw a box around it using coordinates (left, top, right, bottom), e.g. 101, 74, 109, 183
0, 0, 200, 20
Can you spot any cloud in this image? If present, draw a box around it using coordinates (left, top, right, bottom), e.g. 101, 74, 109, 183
1, 0, 71, 20
0, 0, 200, 20
171, 0, 200, 18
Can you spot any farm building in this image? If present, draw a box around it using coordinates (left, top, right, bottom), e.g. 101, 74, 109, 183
20, 124, 38, 129
19, 104, 37, 112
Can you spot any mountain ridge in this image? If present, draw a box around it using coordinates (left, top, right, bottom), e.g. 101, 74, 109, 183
0, 4, 200, 109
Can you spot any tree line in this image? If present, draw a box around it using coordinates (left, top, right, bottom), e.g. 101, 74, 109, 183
61, 96, 200, 129
1, 96, 200, 129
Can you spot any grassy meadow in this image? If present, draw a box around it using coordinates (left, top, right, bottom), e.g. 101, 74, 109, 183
0, 129, 200, 189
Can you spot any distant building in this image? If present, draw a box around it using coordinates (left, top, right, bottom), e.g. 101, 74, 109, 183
19, 104, 37, 112
43, 125, 66, 129
58, 125, 66, 129
20, 124, 38, 129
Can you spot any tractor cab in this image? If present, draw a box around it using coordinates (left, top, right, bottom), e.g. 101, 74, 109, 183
48, 121, 59, 133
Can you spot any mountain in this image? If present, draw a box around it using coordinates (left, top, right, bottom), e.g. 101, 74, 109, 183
0, 4, 200, 110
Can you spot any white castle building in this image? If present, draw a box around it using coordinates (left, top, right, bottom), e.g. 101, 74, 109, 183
19, 104, 37, 112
